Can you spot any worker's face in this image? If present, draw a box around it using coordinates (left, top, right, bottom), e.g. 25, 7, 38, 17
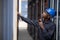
42, 12, 48, 19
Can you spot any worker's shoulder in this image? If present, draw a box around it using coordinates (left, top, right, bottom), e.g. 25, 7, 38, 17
51, 21, 56, 26
50, 21, 56, 28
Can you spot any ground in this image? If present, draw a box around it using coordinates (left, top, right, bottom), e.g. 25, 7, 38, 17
18, 21, 33, 40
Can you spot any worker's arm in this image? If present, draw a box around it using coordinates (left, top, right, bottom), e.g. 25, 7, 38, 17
18, 14, 35, 25
42, 24, 56, 39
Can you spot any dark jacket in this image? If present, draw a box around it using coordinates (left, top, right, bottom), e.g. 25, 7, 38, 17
18, 15, 56, 40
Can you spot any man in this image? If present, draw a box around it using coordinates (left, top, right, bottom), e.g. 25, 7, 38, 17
18, 8, 56, 40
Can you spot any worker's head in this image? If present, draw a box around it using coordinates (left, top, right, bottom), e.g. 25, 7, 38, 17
42, 8, 56, 20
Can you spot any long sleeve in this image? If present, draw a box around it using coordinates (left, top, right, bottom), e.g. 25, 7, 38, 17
42, 24, 56, 39
18, 14, 35, 25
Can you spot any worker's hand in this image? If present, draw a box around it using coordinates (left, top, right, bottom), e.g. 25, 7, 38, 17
17, 12, 21, 17
17, 12, 22, 20
38, 19, 44, 30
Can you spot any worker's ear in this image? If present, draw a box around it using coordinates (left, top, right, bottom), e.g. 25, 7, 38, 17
47, 15, 50, 19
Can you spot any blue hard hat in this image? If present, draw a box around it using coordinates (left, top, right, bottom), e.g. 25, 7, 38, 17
46, 8, 56, 17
